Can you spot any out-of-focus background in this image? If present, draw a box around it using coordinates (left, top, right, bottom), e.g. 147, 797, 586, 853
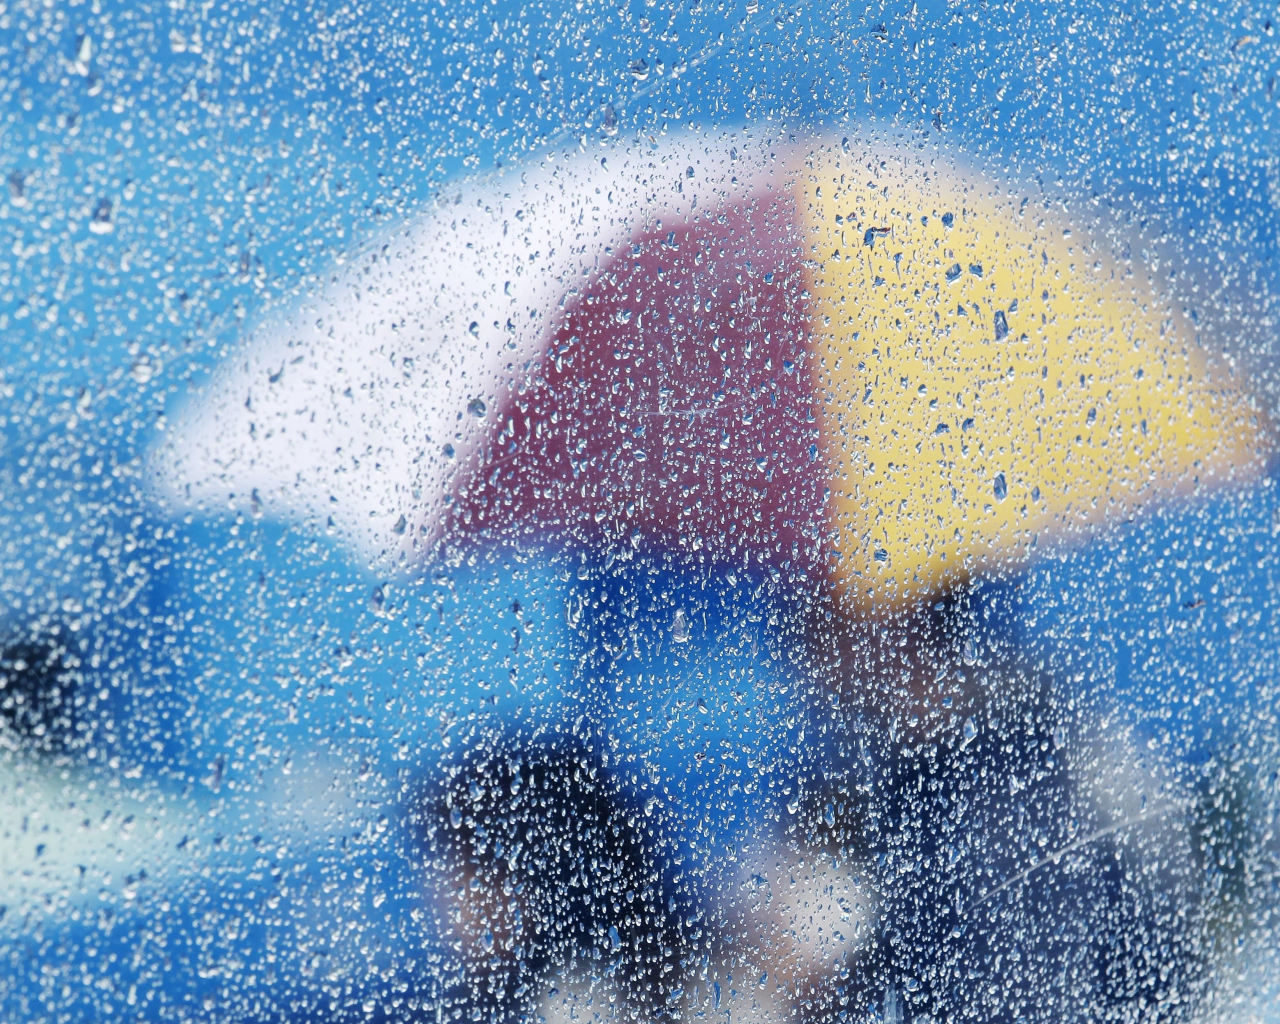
2, 2, 1280, 1022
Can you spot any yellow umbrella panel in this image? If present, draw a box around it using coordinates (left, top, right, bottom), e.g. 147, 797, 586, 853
799, 143, 1272, 611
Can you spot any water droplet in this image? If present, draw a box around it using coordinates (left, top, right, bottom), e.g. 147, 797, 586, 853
468, 321, 479, 336
941, 212, 955, 228
962, 717, 977, 746
992, 472, 1007, 501
600, 104, 618, 136
615, 308, 632, 324
608, 925, 622, 951
371, 585, 386, 614
467, 396, 487, 418
969, 262, 983, 277
450, 806, 462, 828
883, 986, 902, 1024
629, 58, 650, 80
824, 802, 836, 828
962, 638, 977, 666
945, 263, 962, 282
994, 309, 1009, 340
671, 609, 691, 643
130, 357, 154, 384
89, 197, 113, 234
697, 698, 709, 715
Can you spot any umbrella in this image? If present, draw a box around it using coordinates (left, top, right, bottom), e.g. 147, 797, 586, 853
152, 129, 1271, 608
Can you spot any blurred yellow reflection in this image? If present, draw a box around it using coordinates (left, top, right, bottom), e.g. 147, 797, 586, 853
800, 142, 1272, 611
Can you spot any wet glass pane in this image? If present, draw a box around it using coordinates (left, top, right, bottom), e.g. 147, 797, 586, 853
2, 2, 1279, 1022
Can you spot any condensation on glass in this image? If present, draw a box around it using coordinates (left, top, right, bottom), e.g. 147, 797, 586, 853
1, 2, 1278, 1023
